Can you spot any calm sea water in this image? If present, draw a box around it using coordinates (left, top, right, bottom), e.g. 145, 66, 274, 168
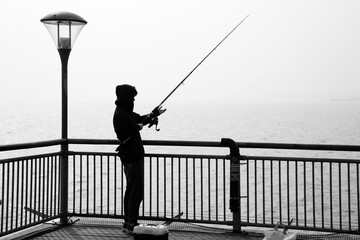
1, 100, 360, 160
1, 101, 360, 147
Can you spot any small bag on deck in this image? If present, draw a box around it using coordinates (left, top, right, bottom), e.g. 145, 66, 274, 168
263, 221, 297, 240
133, 223, 169, 240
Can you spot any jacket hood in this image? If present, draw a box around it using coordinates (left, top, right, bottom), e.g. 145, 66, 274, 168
115, 84, 137, 112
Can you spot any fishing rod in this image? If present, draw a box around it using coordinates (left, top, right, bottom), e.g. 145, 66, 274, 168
148, 15, 249, 130
117, 15, 249, 151
157, 15, 249, 109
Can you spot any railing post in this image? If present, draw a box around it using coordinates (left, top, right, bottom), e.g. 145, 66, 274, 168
221, 138, 241, 232
59, 142, 69, 224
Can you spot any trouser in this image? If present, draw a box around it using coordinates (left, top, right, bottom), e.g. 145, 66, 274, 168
122, 159, 144, 225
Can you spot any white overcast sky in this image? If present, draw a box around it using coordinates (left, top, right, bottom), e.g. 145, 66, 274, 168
1, 0, 360, 106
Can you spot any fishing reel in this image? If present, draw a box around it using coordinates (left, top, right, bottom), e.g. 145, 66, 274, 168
147, 106, 166, 131
148, 117, 160, 131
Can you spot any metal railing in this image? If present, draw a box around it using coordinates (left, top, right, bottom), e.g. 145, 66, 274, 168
236, 142, 360, 234
1, 138, 360, 237
66, 139, 232, 226
0, 140, 64, 237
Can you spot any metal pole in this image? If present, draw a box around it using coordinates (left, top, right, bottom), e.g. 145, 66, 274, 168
221, 138, 241, 232
58, 48, 71, 225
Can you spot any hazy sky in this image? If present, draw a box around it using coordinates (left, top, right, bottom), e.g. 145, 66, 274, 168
1, 0, 360, 106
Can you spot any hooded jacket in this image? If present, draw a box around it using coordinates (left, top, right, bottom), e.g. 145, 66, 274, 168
113, 84, 145, 163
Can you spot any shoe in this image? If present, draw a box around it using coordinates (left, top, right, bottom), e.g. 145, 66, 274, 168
122, 222, 129, 233
125, 222, 139, 233
124, 229, 134, 235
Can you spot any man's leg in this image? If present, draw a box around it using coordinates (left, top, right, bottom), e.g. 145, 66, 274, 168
127, 160, 144, 227
123, 163, 132, 227
122, 160, 144, 229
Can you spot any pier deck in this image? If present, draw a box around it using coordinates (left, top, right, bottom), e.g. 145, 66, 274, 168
10, 219, 264, 240
9, 218, 359, 240
22, 225, 262, 240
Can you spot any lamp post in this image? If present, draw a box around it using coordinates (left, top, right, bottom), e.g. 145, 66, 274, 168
41, 11, 87, 224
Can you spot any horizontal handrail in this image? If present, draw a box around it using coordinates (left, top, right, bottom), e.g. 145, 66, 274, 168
68, 138, 360, 152
2, 138, 360, 152
236, 142, 360, 152
244, 155, 360, 163
0, 152, 61, 164
67, 138, 223, 148
0, 139, 65, 152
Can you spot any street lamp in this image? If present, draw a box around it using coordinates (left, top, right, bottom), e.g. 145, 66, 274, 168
41, 11, 87, 224
41, 11, 87, 140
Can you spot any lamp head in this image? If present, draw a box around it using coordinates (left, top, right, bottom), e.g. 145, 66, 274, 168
41, 11, 87, 49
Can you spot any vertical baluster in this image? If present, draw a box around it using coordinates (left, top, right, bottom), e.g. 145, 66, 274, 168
186, 157, 189, 220
208, 158, 211, 220
287, 161, 290, 225
1, 163, 5, 232
312, 161, 315, 227
156, 157, 159, 218
6, 162, 9, 231
357, 163, 360, 231
201, 158, 204, 221
11, 161, 15, 229
321, 162, 324, 229
279, 161, 282, 224
73, 155, 76, 213
21, 160, 25, 227
223, 159, 226, 222
339, 163, 342, 230
107, 156, 110, 215
164, 157, 167, 218
303, 161, 307, 227
114, 155, 117, 215
55, 156, 59, 215
254, 160, 257, 223
93, 155, 96, 213
46, 157, 49, 216
215, 158, 219, 221
263, 160, 266, 224
295, 160, 298, 227
330, 162, 333, 229
37, 158, 41, 222
79, 155, 83, 214
194, 158, 197, 220
34, 158, 38, 222
178, 158, 181, 218
270, 160, 274, 224
29, 159, 33, 224
16, 160, 20, 228
100, 156, 103, 215
42, 157, 46, 219
121, 159, 124, 216
247, 159, 250, 223
24, 160, 29, 225
149, 156, 152, 216
49, 156, 53, 217
171, 157, 174, 218
86, 155, 89, 214
347, 163, 351, 231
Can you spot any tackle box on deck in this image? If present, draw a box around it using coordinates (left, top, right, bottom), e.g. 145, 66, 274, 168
133, 223, 169, 240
